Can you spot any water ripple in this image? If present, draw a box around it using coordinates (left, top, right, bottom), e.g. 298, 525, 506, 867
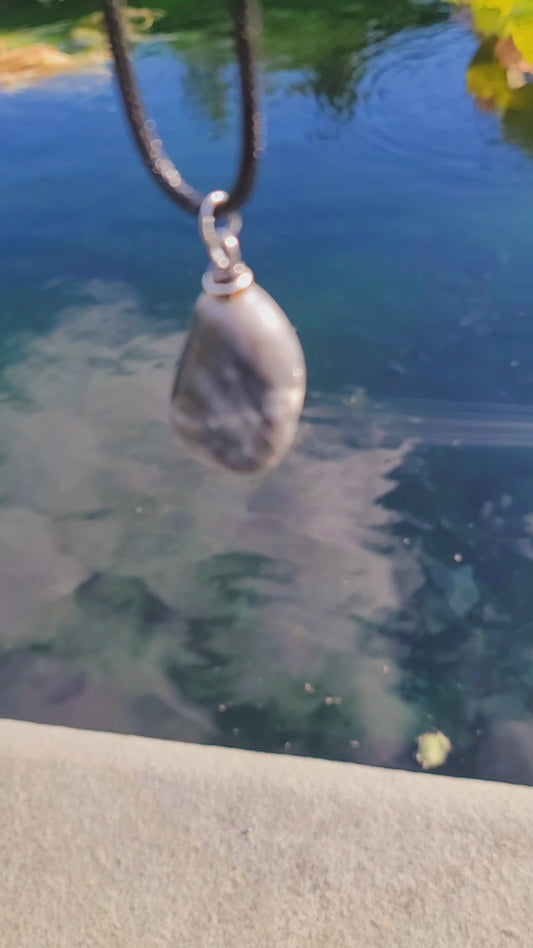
355, 23, 505, 177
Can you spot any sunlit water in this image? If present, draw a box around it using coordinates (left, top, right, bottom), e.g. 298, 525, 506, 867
1, 2, 533, 784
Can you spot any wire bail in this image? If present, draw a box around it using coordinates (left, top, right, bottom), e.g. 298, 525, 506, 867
199, 190, 243, 272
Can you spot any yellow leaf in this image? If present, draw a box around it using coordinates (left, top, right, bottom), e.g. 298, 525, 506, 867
504, 14, 533, 62
416, 731, 452, 771
467, 47, 515, 108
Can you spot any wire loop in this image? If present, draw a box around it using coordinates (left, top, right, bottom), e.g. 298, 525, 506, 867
199, 190, 243, 271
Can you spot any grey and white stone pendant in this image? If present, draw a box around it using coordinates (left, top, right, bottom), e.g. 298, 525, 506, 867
171, 191, 306, 475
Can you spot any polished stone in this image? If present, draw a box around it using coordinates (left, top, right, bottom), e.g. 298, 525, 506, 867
171, 283, 306, 475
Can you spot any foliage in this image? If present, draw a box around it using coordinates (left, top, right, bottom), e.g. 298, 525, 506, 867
452, 2, 533, 116
0, 6, 164, 89
0, 0, 446, 110
453, 0, 533, 62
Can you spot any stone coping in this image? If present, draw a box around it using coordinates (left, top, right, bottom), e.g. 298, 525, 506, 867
0, 718, 532, 947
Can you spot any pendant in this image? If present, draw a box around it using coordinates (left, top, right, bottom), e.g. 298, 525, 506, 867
171, 191, 306, 475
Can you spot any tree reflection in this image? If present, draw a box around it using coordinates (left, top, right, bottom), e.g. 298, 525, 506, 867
379, 443, 533, 783
177, 45, 233, 129
4, 0, 445, 119
293, 51, 364, 119
455, 2, 533, 157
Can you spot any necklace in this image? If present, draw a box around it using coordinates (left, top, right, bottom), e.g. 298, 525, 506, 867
102, 0, 306, 475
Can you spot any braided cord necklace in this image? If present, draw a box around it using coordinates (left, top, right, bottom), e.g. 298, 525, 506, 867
102, 0, 306, 475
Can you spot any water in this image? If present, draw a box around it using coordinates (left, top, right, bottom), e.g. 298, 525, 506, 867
1, 0, 533, 785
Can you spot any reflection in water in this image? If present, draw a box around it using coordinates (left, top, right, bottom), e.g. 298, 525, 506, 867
2, 0, 445, 110
453, 1, 533, 146
179, 48, 232, 129
0, 285, 419, 765
1, 1, 533, 786
170, 0, 448, 123
294, 50, 363, 119
381, 443, 533, 784
0, 285, 533, 783
0, 8, 161, 90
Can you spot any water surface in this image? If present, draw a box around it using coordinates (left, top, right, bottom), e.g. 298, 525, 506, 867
1, 0, 533, 784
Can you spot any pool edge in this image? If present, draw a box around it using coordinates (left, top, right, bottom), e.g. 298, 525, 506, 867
1, 717, 531, 947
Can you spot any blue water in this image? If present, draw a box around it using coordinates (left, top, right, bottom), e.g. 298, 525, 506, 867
1, 7, 533, 783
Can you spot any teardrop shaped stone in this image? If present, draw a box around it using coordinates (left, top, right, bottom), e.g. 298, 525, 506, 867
171, 283, 306, 475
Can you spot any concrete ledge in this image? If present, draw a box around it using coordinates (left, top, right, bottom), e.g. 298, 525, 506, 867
0, 719, 532, 947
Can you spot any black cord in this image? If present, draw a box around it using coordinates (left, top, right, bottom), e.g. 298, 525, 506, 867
102, 0, 261, 217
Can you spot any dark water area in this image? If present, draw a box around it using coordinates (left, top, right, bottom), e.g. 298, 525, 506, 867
1, 0, 533, 785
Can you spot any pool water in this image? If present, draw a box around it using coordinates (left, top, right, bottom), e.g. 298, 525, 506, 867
1, 0, 533, 784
